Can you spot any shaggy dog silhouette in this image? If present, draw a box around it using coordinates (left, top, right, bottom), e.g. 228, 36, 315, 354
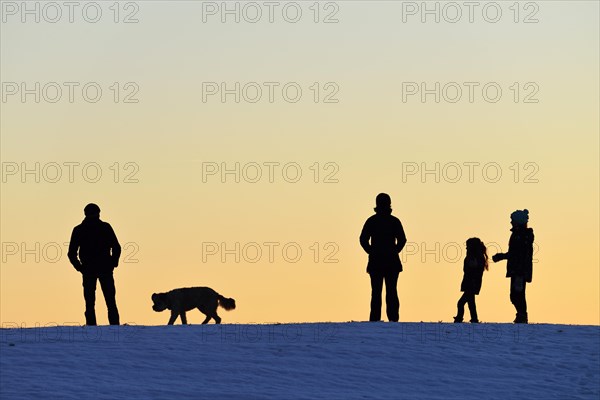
152, 287, 236, 325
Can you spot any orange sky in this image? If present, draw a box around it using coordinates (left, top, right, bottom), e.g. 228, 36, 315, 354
1, 1, 598, 326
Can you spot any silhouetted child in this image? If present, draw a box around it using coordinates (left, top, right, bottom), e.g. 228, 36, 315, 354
492, 209, 534, 324
454, 238, 488, 323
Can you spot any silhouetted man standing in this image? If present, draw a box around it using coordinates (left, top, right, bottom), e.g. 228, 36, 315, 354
360, 193, 407, 322
68, 203, 121, 325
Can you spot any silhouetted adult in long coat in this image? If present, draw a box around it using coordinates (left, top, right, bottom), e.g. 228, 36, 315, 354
68, 203, 121, 325
360, 193, 407, 322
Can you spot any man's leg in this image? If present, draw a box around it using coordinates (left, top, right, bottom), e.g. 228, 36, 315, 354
522, 282, 527, 312
99, 270, 120, 325
82, 272, 98, 326
384, 270, 400, 322
369, 272, 384, 322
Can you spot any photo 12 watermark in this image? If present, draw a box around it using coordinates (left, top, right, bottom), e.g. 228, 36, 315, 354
199, 323, 339, 344
200, 1, 340, 24
400, 1, 539, 24
1, 82, 140, 104
401, 82, 539, 104
1, 162, 140, 184
201, 241, 340, 264
201, 82, 339, 104
201, 161, 339, 183
1, 1, 140, 24
0, 322, 141, 343
398, 322, 539, 344
401, 162, 539, 184
401, 241, 540, 264
1, 241, 140, 264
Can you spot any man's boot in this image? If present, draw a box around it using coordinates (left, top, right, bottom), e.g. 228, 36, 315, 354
85, 310, 97, 326
108, 307, 120, 325
514, 312, 528, 324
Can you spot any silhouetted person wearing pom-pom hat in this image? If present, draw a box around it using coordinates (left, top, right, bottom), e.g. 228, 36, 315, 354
360, 193, 407, 322
68, 203, 121, 325
492, 209, 534, 324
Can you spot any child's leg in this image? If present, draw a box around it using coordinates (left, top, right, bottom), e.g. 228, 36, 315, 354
511, 277, 528, 323
455, 293, 467, 322
467, 293, 478, 322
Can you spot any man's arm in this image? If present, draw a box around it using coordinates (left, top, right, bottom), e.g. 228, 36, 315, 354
67, 227, 82, 271
108, 224, 121, 267
396, 220, 407, 253
492, 252, 507, 262
359, 220, 371, 254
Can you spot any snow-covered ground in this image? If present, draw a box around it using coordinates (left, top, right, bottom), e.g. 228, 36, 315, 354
1, 322, 598, 399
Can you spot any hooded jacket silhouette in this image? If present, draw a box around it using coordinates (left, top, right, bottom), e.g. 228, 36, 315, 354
493, 209, 535, 324
504, 226, 535, 283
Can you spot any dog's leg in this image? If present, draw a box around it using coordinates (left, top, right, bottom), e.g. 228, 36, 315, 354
209, 298, 221, 324
198, 307, 211, 324
212, 311, 221, 324
180, 311, 188, 325
168, 310, 178, 325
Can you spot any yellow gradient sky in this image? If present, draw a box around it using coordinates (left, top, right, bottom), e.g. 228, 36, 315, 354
1, 1, 598, 326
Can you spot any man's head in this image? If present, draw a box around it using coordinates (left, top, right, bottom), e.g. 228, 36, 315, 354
374, 193, 392, 214
84, 203, 101, 218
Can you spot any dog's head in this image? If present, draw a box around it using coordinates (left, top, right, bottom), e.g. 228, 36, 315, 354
151, 293, 169, 312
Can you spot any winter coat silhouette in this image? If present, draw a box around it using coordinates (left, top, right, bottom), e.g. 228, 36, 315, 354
360, 193, 407, 322
68, 203, 121, 326
360, 214, 406, 274
492, 209, 535, 324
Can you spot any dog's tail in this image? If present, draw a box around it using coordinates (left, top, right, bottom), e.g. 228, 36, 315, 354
217, 294, 236, 311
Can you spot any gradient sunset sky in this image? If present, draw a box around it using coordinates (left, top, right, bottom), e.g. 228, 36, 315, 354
1, 1, 598, 326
